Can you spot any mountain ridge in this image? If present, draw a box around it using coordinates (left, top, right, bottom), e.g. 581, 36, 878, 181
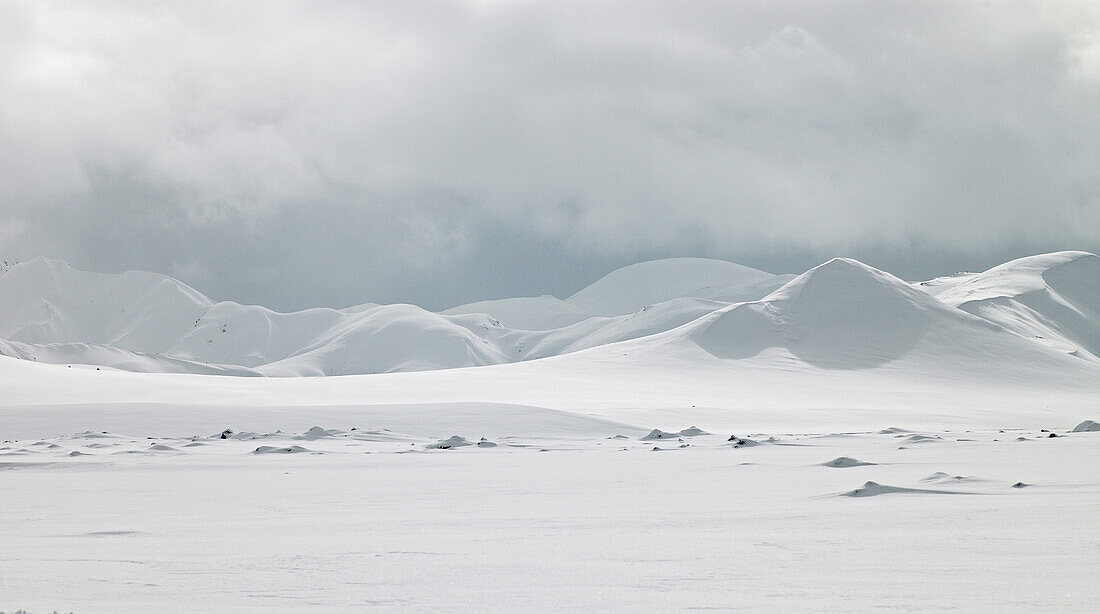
0, 252, 1096, 377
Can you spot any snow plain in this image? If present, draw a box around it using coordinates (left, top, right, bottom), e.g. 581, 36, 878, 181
1, 252, 1098, 612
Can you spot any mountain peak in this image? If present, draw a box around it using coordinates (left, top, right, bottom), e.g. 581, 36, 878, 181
567, 257, 781, 316
689, 257, 968, 369
763, 256, 928, 307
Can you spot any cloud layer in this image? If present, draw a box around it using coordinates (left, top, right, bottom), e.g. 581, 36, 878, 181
2, 1, 1098, 310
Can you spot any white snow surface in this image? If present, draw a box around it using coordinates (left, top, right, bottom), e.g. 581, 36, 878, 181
1, 252, 1098, 611
1, 421, 1097, 612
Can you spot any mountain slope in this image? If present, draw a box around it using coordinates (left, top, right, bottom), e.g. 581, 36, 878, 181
0, 257, 212, 354
442, 295, 595, 330
0, 337, 260, 376
675, 257, 1054, 375
920, 251, 1100, 361
1, 256, 781, 374
565, 257, 789, 316
258, 305, 509, 376
1, 252, 1095, 431
0, 253, 1097, 382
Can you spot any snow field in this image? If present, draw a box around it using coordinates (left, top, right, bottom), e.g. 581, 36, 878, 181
1, 423, 1096, 612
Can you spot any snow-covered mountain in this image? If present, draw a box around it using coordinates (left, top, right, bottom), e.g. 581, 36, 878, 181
563, 257, 793, 316
917, 251, 1099, 362
0, 257, 211, 353
676, 256, 1092, 383
0, 252, 1097, 379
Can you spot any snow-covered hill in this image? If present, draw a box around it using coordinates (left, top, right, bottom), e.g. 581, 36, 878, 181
564, 257, 792, 315
665, 257, 1095, 386
0, 256, 794, 374
0, 252, 1097, 381
0, 257, 211, 354
918, 251, 1100, 362
442, 295, 594, 330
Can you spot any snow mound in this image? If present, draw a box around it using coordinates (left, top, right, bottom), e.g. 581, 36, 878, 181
1071, 420, 1100, 432
842, 481, 966, 497
426, 436, 473, 449
921, 473, 984, 483
727, 436, 759, 447
924, 251, 1100, 362
566, 257, 785, 316
823, 457, 875, 468
295, 426, 341, 441
640, 429, 680, 441
253, 445, 313, 454
637, 427, 707, 441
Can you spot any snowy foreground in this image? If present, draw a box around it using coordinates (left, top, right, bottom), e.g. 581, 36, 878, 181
1, 251, 1098, 611
1, 419, 1097, 612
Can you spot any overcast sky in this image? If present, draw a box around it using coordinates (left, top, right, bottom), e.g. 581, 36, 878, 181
1, 1, 1097, 310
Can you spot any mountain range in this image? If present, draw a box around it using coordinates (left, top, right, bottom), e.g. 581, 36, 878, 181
0, 251, 1096, 378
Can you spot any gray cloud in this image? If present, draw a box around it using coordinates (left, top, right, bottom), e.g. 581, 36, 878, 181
1, 1, 1098, 310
